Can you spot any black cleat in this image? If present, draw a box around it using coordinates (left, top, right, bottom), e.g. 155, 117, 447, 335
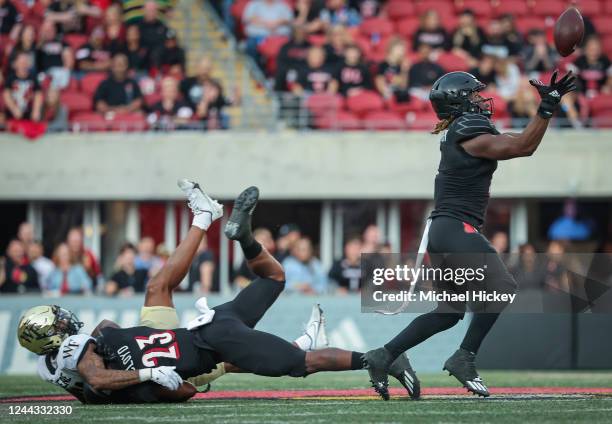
363, 348, 394, 401
443, 348, 490, 397
389, 353, 420, 400
224, 186, 259, 241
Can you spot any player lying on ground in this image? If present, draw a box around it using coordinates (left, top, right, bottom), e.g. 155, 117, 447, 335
18, 182, 418, 403
363, 70, 576, 400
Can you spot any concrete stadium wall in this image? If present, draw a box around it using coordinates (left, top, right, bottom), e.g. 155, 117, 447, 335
1, 295, 611, 375
1, 130, 611, 201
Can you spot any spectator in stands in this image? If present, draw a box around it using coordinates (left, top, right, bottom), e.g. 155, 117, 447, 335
0, 0, 22, 39
106, 243, 148, 296
45, 243, 92, 295
181, 56, 218, 107
137, 0, 167, 58
147, 76, 193, 130
243, 0, 293, 61
361, 224, 381, 254
66, 227, 101, 288
292, 45, 337, 95
36, 19, 73, 89
17, 222, 35, 255
276, 223, 301, 262
153, 29, 185, 76
408, 43, 445, 96
412, 9, 448, 52
490, 231, 509, 255
45, 0, 101, 35
194, 79, 231, 129
188, 235, 215, 293
319, 0, 361, 30
494, 52, 520, 100
498, 14, 522, 57
543, 240, 569, 293
548, 199, 593, 241
482, 18, 516, 60
3, 52, 43, 122
0, 240, 39, 293
451, 9, 485, 62
328, 236, 362, 293
233, 227, 275, 288
94, 53, 143, 115
334, 44, 371, 97
571, 35, 612, 98
323, 24, 350, 67
275, 24, 311, 91
508, 78, 538, 127
44, 85, 69, 131
510, 243, 545, 290
375, 38, 410, 102
7, 24, 38, 75
76, 26, 112, 73
522, 29, 558, 75
135, 236, 162, 275
28, 240, 55, 286
104, 3, 125, 54
294, 0, 325, 34
282, 237, 327, 294
122, 24, 149, 72
468, 53, 496, 86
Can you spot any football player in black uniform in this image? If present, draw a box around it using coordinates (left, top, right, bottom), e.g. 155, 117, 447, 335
19, 181, 417, 403
362, 70, 576, 399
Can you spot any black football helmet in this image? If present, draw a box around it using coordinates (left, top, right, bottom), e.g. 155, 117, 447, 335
429, 72, 493, 120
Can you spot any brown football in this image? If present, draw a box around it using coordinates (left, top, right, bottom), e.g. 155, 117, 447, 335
554, 7, 585, 57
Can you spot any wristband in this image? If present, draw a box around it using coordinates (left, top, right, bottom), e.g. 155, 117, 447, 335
537, 100, 556, 119
138, 368, 152, 382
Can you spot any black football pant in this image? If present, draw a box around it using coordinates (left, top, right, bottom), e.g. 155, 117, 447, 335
385, 216, 517, 358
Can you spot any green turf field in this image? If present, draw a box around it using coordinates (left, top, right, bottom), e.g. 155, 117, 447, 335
1, 371, 612, 423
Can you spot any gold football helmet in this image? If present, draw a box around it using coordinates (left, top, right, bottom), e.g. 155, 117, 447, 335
17, 305, 83, 355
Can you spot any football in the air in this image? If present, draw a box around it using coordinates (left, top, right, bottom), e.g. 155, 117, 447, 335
554, 7, 585, 57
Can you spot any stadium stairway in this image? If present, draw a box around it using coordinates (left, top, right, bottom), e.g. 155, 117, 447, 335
168, 0, 276, 130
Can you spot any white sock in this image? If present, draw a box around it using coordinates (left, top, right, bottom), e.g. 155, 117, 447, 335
192, 212, 212, 231
294, 334, 312, 351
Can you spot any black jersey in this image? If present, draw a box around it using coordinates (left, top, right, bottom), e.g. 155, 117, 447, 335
430, 113, 499, 228
96, 326, 216, 379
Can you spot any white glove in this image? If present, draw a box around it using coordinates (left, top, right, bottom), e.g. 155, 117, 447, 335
138, 366, 183, 390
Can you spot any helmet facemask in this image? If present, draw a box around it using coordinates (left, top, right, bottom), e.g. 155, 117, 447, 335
468, 90, 494, 117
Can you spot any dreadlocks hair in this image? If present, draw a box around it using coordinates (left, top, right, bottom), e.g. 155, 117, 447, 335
431, 117, 453, 134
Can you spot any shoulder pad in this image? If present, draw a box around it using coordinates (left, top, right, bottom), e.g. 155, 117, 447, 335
450, 113, 499, 142
56, 334, 94, 372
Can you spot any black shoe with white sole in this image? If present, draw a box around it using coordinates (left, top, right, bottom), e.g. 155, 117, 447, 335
363, 348, 394, 401
443, 348, 490, 397
224, 186, 259, 242
389, 353, 421, 400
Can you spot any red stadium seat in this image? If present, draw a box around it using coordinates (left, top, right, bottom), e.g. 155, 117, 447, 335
80, 72, 107, 96
493, 0, 529, 17
436, 52, 470, 72
394, 17, 420, 39
60, 91, 92, 116
64, 34, 88, 51
592, 17, 612, 36
70, 112, 108, 132
388, 96, 427, 115
573, 0, 602, 17
480, 90, 509, 118
144, 93, 162, 108
305, 93, 344, 117
360, 18, 394, 38
531, 0, 566, 17
108, 112, 147, 132
602, 35, 612, 57
589, 94, 612, 114
345, 90, 385, 117
307, 34, 326, 46
258, 35, 289, 74
230, 0, 249, 20
516, 17, 547, 34
405, 110, 439, 130
363, 110, 407, 130
315, 110, 362, 130
357, 35, 392, 63
605, 1, 612, 14
415, 0, 455, 19
385, 0, 415, 21
458, 0, 493, 18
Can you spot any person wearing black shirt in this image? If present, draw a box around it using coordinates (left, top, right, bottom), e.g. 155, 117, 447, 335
0, 0, 21, 37
194, 79, 230, 129
36, 19, 73, 73
375, 38, 410, 102
412, 10, 448, 52
408, 44, 444, 89
94, 53, 143, 114
275, 24, 312, 92
147, 76, 193, 130
571, 35, 612, 97
1, 240, 39, 293
7, 23, 37, 75
293, 46, 337, 94
468, 54, 497, 87
121, 24, 150, 72
138, 0, 167, 59
334, 44, 371, 96
363, 70, 577, 400
106, 244, 148, 295
75, 26, 112, 72
180, 56, 221, 109
152, 29, 185, 74
3, 52, 43, 121
451, 9, 486, 60
328, 236, 362, 293
294, 0, 325, 34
